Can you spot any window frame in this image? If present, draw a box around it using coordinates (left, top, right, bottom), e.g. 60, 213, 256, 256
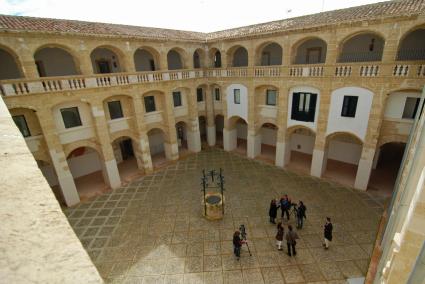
402, 97, 421, 119
12, 115, 31, 137
266, 89, 277, 106
173, 91, 183, 107
144, 95, 156, 113
60, 107, 82, 129
214, 88, 220, 101
341, 96, 358, 118
234, 89, 241, 104
291, 92, 317, 122
196, 88, 204, 102
107, 100, 124, 120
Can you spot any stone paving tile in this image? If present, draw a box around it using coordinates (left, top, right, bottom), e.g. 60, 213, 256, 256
63, 148, 386, 283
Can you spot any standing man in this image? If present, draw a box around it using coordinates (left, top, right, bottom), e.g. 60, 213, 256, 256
233, 230, 244, 260
280, 195, 291, 220
269, 199, 279, 224
323, 217, 333, 249
285, 225, 299, 256
296, 201, 307, 229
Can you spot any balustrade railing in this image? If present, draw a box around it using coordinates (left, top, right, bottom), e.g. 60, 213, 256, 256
1, 62, 424, 96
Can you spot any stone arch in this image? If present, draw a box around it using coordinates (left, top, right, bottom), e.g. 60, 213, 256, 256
111, 134, 141, 181
378, 135, 408, 148
325, 131, 364, 146
255, 41, 283, 66
227, 45, 249, 67
0, 44, 24, 80
254, 84, 279, 108
337, 31, 385, 62
90, 45, 126, 73
193, 48, 206, 69
256, 122, 279, 163
134, 46, 160, 71
209, 47, 222, 68
224, 115, 248, 155
396, 25, 425, 61
102, 94, 134, 120
167, 47, 187, 70
34, 44, 80, 76
64, 140, 102, 159
292, 36, 327, 64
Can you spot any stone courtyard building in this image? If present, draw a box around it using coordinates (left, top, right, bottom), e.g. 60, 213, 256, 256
0, 0, 425, 283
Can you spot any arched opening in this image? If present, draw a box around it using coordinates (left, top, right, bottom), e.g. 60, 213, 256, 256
338, 33, 385, 62
257, 42, 283, 66
286, 127, 315, 174
193, 49, 205, 69
227, 116, 248, 155
34, 47, 79, 77
147, 128, 167, 168
167, 49, 184, 70
198, 116, 207, 143
397, 28, 425, 61
293, 38, 327, 64
323, 132, 363, 187
112, 136, 140, 183
0, 47, 22, 80
134, 48, 158, 71
369, 142, 406, 196
66, 147, 108, 201
176, 121, 189, 155
91, 47, 123, 74
215, 115, 224, 148
228, 46, 248, 67
258, 123, 278, 163
210, 49, 222, 68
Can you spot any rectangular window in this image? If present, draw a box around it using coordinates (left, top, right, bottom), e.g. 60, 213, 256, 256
12, 115, 31, 137
341, 96, 358, 117
197, 88, 204, 102
234, 89, 241, 104
144, 96, 156, 113
402, 97, 420, 119
60, 107, 82, 129
173, 91, 182, 107
215, 88, 220, 101
266, 89, 277, 106
108, 100, 123, 120
291, 92, 317, 122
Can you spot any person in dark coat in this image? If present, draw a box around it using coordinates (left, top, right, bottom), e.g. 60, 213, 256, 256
269, 199, 279, 224
275, 222, 284, 250
323, 217, 333, 249
285, 225, 299, 256
296, 201, 307, 229
233, 230, 244, 260
280, 195, 291, 220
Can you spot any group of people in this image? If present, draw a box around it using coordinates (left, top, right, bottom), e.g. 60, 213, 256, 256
232, 195, 334, 260
268, 195, 307, 229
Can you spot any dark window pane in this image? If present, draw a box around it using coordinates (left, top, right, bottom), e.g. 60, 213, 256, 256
60, 107, 82, 129
266, 89, 277, 106
12, 115, 31, 137
341, 96, 358, 117
234, 89, 241, 104
108, 100, 123, 119
173, 91, 182, 107
215, 88, 220, 101
291, 92, 317, 122
144, 96, 156, 112
402, 97, 420, 119
197, 88, 203, 102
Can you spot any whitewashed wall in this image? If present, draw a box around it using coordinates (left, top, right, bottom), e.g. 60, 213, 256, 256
260, 127, 277, 146
68, 149, 102, 179
327, 140, 362, 165
327, 86, 374, 141
148, 131, 165, 155
384, 91, 421, 119
226, 84, 248, 122
290, 133, 315, 154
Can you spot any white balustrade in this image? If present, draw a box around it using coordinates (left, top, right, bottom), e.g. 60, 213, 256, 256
393, 65, 410, 77
335, 66, 352, 77
360, 65, 379, 77
417, 65, 425, 77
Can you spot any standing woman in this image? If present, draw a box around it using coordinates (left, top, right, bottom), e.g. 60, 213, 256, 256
233, 230, 243, 260
269, 199, 279, 224
275, 222, 284, 251
323, 217, 333, 249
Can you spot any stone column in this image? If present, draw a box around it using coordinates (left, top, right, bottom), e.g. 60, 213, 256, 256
310, 87, 332, 177
36, 110, 79, 206
163, 88, 179, 160
185, 87, 202, 152
223, 127, 237, 151
275, 129, 289, 167
91, 103, 121, 189
275, 84, 289, 167
132, 96, 154, 173
123, 50, 136, 73
20, 49, 39, 79
247, 127, 261, 158
205, 85, 216, 146
354, 147, 376, 190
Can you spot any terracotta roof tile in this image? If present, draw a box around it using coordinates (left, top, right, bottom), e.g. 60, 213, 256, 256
0, 0, 423, 41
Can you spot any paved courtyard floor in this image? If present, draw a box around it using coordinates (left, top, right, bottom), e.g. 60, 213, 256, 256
63, 148, 388, 283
